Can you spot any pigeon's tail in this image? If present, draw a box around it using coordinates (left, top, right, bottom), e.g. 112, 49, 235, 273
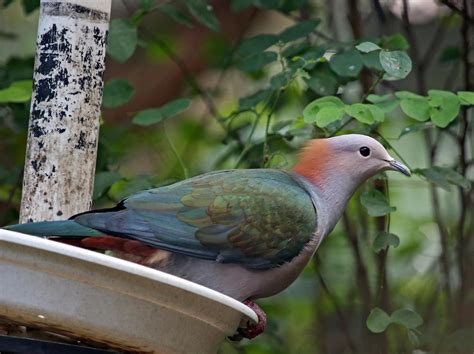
3, 221, 156, 258
3, 220, 103, 238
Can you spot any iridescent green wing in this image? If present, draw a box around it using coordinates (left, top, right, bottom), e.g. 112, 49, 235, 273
74, 169, 317, 269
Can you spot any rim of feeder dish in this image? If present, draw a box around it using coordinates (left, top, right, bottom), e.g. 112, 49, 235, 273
0, 229, 258, 323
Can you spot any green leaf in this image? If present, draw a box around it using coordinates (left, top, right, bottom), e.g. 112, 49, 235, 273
379, 51, 412, 80
140, 0, 156, 11
428, 90, 460, 128
4, 0, 15, 8
270, 71, 290, 89
345, 103, 376, 124
376, 100, 399, 113
314, 106, 345, 127
457, 91, 474, 105
255, 0, 284, 9
367, 105, 385, 122
439, 46, 461, 63
303, 96, 344, 124
439, 166, 470, 189
428, 89, 458, 99
239, 89, 272, 110
271, 119, 293, 132
108, 176, 156, 201
93, 172, 122, 200
362, 51, 383, 71
329, 49, 363, 77
185, 0, 220, 31
367, 308, 391, 333
395, 91, 424, 99
22, 0, 39, 14
361, 189, 396, 217
133, 98, 191, 126
367, 94, 399, 113
373, 232, 400, 253
381, 33, 409, 51
279, 19, 320, 43
282, 40, 311, 59
299, 46, 325, 65
408, 330, 420, 347
398, 122, 433, 138
237, 34, 278, 57
294, 68, 310, 81
356, 42, 381, 53
278, 0, 310, 12
367, 94, 393, 104
309, 96, 345, 107
231, 0, 253, 11
306, 63, 339, 95
102, 79, 135, 108
418, 166, 470, 191
107, 19, 138, 63
287, 116, 311, 137
0, 80, 32, 103
391, 309, 423, 329
236, 51, 277, 73
6, 80, 32, 91
418, 167, 451, 190
400, 98, 430, 121
159, 4, 194, 28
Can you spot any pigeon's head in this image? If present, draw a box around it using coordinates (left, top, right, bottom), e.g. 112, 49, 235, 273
293, 134, 410, 188
327, 134, 410, 178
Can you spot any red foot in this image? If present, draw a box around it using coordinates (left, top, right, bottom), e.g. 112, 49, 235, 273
229, 299, 267, 341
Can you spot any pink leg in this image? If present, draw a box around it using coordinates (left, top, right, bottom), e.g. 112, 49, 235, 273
229, 299, 267, 341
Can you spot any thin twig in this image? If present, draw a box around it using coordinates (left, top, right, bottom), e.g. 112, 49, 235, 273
373, 179, 390, 308
262, 65, 283, 167
235, 90, 283, 168
376, 133, 412, 169
421, 19, 449, 70
328, 69, 385, 138
372, 0, 386, 23
0, 168, 23, 224
402, 0, 426, 94
234, 111, 261, 168
401, 0, 455, 306
461, 0, 472, 91
361, 73, 384, 102
154, 38, 220, 120
443, 62, 461, 90
455, 0, 472, 306
439, 0, 474, 24
347, 0, 372, 93
207, 9, 258, 113
280, 12, 338, 42
342, 212, 373, 314
262, 101, 276, 167
424, 130, 453, 303
431, 184, 453, 302
314, 257, 358, 354
163, 125, 188, 179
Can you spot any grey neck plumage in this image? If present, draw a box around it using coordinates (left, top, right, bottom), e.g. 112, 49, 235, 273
289, 171, 359, 247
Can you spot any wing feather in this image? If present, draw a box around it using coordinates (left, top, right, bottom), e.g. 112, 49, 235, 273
73, 169, 317, 269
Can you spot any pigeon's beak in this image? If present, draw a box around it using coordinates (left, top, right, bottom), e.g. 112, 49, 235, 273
386, 159, 411, 176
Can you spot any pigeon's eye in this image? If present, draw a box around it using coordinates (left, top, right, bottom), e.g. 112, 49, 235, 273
359, 146, 371, 157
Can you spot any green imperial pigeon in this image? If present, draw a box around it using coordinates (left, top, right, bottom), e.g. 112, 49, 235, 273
5, 134, 410, 339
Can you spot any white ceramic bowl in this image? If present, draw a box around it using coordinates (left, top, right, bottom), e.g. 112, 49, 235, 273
0, 230, 257, 353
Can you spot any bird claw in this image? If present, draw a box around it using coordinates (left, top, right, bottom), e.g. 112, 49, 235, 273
228, 299, 267, 341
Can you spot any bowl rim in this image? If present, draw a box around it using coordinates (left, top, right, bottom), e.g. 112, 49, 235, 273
0, 229, 258, 323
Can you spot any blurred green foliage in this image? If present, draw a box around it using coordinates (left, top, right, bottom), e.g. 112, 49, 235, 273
1, 0, 474, 353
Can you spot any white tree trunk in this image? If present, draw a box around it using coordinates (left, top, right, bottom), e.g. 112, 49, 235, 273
20, 0, 111, 223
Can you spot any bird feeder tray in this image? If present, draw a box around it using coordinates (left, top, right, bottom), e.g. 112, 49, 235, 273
0, 229, 257, 353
